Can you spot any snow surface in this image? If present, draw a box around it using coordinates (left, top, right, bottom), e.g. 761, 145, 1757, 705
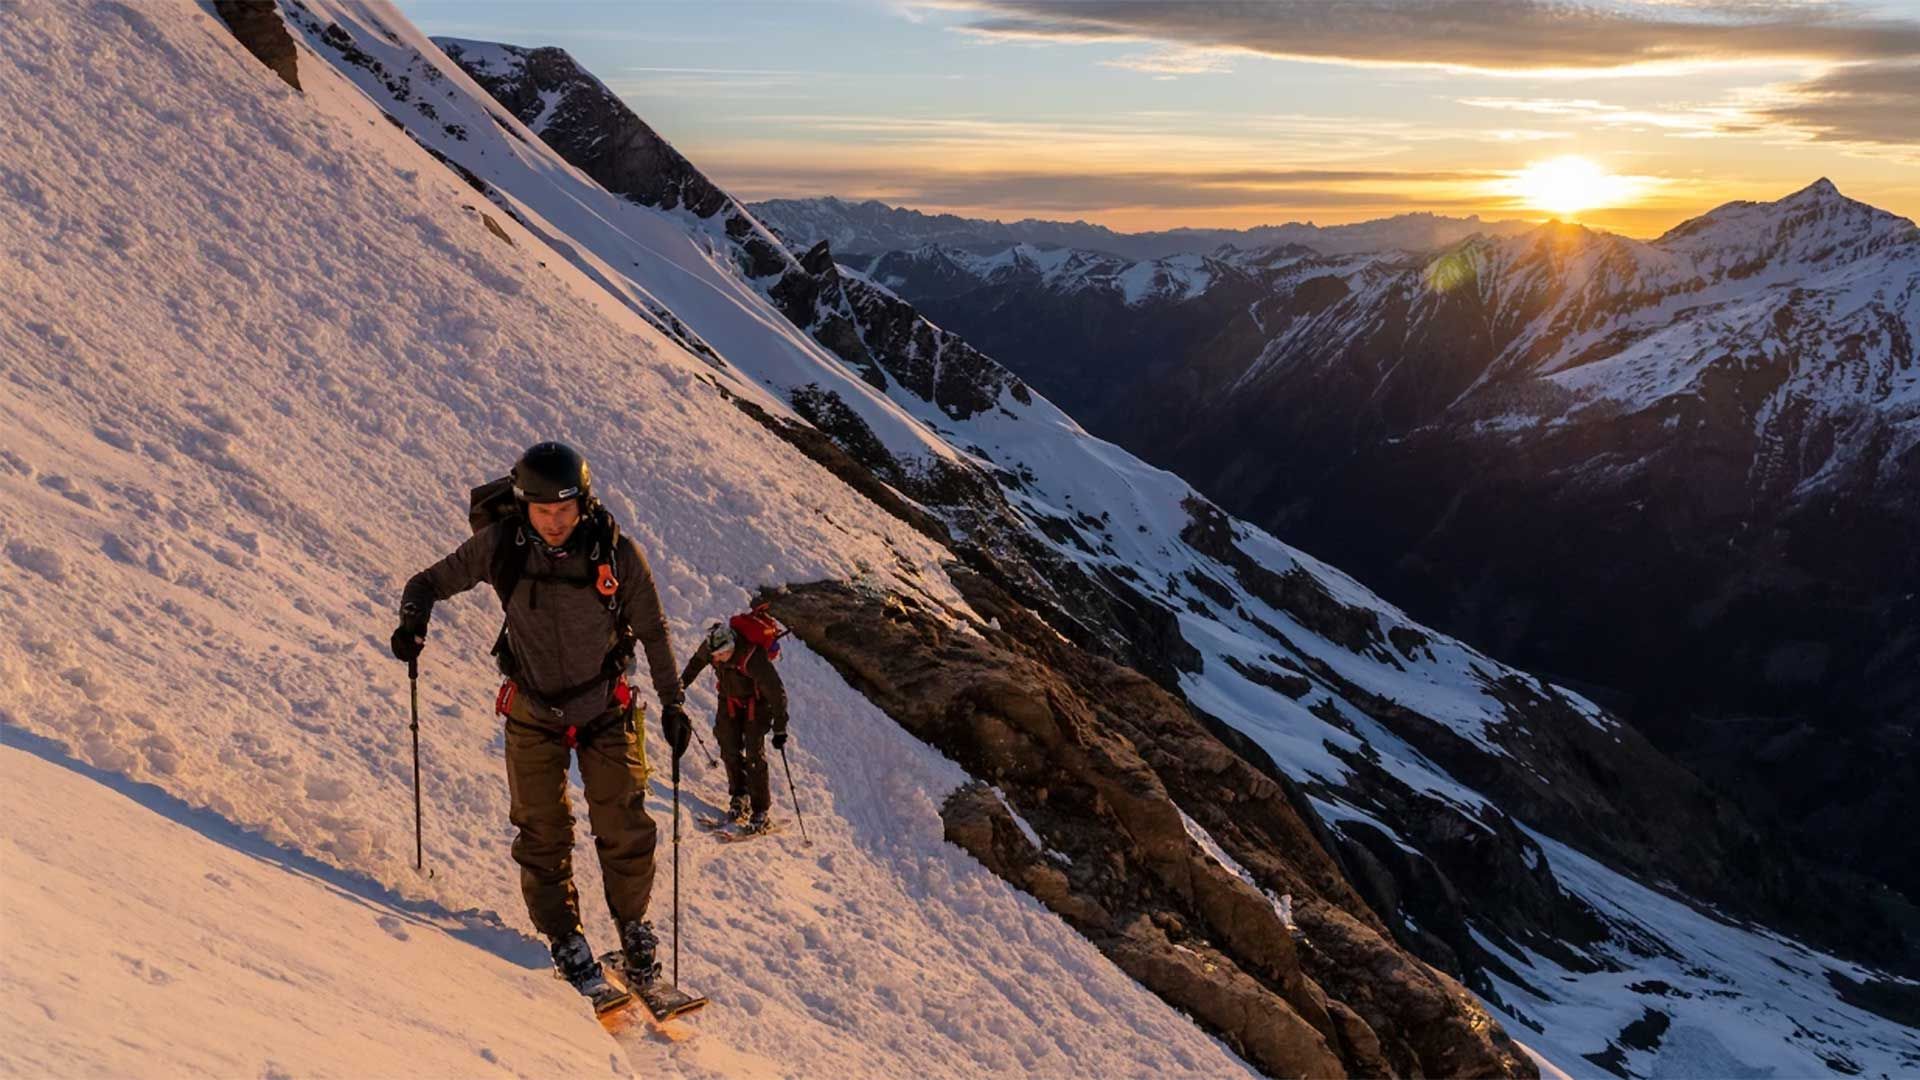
1, 739, 620, 1080
1475, 829, 1920, 1079
0, 4, 1257, 1075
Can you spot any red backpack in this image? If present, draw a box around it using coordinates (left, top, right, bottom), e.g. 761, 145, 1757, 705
728, 604, 787, 663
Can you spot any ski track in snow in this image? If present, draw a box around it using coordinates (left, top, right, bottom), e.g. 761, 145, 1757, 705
0, 4, 1253, 1076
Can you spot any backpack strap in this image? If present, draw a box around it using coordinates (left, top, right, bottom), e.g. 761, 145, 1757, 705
729, 643, 757, 676
487, 519, 529, 677
489, 517, 529, 611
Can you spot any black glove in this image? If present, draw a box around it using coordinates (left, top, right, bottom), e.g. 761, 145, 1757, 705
771, 729, 788, 751
661, 703, 692, 760
389, 620, 426, 663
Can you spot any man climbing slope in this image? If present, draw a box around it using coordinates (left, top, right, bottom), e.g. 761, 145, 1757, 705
389, 442, 693, 1009
680, 608, 789, 836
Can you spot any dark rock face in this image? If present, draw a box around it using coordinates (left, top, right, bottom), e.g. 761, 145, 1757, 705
213, 1, 300, 90
770, 576, 1535, 1080
860, 246, 1275, 436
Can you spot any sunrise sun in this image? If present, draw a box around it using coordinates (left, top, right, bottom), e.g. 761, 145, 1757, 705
1510, 156, 1638, 218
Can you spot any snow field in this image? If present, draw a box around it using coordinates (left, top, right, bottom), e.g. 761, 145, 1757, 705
1473, 829, 1920, 1079
0, 3, 1256, 1075
1, 740, 621, 1080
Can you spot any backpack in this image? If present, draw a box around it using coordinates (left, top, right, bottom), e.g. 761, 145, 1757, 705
467, 476, 635, 690
727, 604, 787, 663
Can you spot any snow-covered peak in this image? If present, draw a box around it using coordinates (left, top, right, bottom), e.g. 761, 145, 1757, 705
1654, 176, 1919, 274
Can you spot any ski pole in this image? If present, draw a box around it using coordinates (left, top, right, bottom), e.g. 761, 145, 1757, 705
690, 725, 719, 768
778, 744, 810, 847
408, 658, 424, 873
671, 751, 681, 985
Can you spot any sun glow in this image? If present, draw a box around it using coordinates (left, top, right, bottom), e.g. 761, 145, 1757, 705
1508, 155, 1638, 218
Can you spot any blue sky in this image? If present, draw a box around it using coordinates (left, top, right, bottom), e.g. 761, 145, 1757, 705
397, 1, 1920, 236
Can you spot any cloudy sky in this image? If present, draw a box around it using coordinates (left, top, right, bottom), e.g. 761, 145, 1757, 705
397, 0, 1920, 237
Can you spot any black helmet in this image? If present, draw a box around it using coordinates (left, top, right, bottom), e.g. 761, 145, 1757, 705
512, 441, 591, 504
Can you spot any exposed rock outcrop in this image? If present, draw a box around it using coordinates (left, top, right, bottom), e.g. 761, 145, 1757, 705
769, 576, 1535, 1079
213, 0, 300, 89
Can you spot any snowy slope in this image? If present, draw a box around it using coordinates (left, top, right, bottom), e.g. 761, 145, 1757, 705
1481, 828, 1917, 1080
0, 4, 1258, 1075
2, 738, 620, 1080
293, 9, 1916, 1076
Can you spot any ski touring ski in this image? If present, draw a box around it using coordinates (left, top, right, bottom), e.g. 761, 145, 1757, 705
712, 821, 784, 844
577, 964, 634, 1017
594, 951, 710, 1023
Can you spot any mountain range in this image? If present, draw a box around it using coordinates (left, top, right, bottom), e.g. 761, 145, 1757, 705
758, 184, 1920, 914
4, 2, 1915, 1076
750, 194, 1538, 260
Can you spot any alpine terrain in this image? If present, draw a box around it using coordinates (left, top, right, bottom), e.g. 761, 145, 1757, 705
2, 3, 1915, 1078
759, 184, 1920, 919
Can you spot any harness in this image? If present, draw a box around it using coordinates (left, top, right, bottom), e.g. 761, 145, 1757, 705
720, 643, 761, 723
497, 673, 635, 749
724, 694, 758, 724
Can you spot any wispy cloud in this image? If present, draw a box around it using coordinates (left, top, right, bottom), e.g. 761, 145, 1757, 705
1457, 95, 1752, 135
1100, 45, 1237, 76
692, 158, 1501, 213
938, 0, 1920, 76
1751, 61, 1920, 149
743, 109, 1606, 169
1461, 63, 1920, 156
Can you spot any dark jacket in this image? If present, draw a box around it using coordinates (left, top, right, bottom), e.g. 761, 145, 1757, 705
680, 635, 788, 731
400, 520, 683, 727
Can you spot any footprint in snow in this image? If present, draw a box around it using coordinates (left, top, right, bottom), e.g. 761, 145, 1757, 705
113, 953, 174, 986
376, 914, 411, 941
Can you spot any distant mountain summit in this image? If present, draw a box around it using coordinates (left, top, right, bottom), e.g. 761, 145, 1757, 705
750, 195, 1536, 260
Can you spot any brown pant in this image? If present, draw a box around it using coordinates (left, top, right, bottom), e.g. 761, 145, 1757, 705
502, 690, 655, 940
714, 695, 772, 815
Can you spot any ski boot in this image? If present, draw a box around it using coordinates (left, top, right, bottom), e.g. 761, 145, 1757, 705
739, 810, 773, 836
617, 919, 662, 989
725, 794, 752, 826
551, 932, 630, 1014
